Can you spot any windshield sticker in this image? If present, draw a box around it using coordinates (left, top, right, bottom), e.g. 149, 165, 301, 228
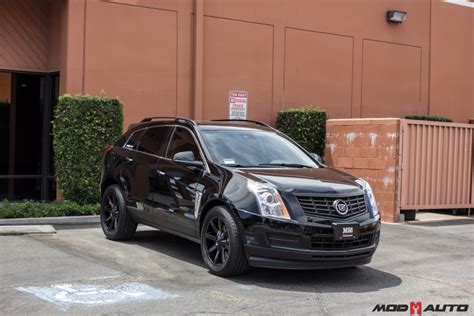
223, 159, 236, 165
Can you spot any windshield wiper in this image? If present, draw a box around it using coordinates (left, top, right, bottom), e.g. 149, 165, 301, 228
226, 164, 269, 168
258, 163, 312, 168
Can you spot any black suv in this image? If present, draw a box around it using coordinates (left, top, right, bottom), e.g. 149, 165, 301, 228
100, 117, 380, 276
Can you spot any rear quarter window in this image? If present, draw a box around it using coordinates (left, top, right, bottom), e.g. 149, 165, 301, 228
137, 126, 172, 156
124, 129, 146, 150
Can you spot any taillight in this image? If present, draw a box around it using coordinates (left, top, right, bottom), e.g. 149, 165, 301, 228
102, 145, 113, 157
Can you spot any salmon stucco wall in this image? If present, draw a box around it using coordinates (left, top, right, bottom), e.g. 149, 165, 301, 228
325, 118, 401, 222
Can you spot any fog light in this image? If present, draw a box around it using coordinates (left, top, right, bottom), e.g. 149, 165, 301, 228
386, 10, 407, 23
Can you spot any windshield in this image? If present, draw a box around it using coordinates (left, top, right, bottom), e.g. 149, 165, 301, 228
200, 128, 318, 168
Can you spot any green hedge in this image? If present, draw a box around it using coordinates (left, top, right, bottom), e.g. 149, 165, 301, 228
53, 94, 123, 204
276, 107, 328, 156
405, 115, 452, 122
0, 200, 99, 218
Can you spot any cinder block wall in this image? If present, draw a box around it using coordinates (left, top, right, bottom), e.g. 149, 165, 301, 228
325, 118, 401, 222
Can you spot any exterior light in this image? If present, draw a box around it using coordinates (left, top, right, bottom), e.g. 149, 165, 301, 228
386, 10, 407, 23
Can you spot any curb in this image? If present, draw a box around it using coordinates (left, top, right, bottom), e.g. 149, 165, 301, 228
0, 225, 56, 236
0, 215, 100, 226
405, 217, 474, 225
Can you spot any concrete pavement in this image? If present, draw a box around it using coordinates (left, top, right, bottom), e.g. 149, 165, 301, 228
0, 221, 472, 315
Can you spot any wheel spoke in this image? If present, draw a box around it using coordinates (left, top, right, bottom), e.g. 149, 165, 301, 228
105, 214, 112, 222
217, 219, 223, 232
221, 249, 226, 263
214, 249, 221, 263
208, 244, 217, 254
221, 240, 229, 250
205, 233, 216, 241
107, 195, 115, 208
209, 220, 218, 233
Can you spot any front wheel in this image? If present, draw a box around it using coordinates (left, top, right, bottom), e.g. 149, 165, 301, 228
100, 184, 137, 240
200, 206, 248, 277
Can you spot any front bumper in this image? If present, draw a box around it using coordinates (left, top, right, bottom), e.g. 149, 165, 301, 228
238, 210, 380, 270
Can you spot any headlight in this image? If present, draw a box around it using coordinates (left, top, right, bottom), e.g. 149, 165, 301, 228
356, 179, 379, 216
247, 180, 291, 220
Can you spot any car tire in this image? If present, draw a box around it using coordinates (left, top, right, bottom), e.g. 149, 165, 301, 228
200, 206, 249, 277
100, 184, 137, 240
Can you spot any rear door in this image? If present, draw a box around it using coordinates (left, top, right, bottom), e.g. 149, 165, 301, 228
154, 126, 206, 237
121, 126, 172, 223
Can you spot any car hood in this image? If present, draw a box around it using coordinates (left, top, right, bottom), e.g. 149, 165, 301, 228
237, 167, 363, 195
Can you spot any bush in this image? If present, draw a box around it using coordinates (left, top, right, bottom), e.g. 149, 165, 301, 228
0, 200, 100, 218
276, 107, 328, 156
53, 94, 123, 204
405, 115, 452, 122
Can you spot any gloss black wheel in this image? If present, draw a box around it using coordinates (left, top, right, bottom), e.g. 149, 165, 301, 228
103, 190, 119, 232
204, 217, 230, 265
200, 206, 248, 276
100, 185, 137, 240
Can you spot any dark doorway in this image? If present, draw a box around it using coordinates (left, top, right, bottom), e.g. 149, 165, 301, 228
0, 71, 59, 201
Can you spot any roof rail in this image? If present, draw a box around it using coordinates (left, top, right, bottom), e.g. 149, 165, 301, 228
210, 119, 273, 129
141, 116, 196, 125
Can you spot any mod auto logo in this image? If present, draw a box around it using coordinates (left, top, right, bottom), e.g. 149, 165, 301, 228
372, 301, 469, 315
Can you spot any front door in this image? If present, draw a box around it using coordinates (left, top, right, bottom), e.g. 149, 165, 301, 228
154, 126, 205, 237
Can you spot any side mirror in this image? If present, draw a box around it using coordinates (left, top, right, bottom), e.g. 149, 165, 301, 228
310, 153, 325, 165
173, 151, 204, 167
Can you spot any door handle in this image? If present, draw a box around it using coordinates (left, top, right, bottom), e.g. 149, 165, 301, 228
157, 170, 166, 176
125, 157, 134, 165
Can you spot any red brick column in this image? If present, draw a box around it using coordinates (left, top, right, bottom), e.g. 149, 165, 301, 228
324, 118, 401, 222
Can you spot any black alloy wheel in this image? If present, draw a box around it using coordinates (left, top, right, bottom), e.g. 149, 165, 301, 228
103, 191, 119, 233
204, 217, 230, 265
200, 206, 248, 276
100, 185, 137, 240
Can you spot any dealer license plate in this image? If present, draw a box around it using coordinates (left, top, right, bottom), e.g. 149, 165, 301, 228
333, 223, 360, 240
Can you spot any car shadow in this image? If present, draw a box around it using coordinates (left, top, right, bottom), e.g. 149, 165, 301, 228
123, 229, 205, 267
125, 229, 402, 294
228, 265, 402, 294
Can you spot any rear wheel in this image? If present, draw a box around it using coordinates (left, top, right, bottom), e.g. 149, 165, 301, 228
100, 184, 137, 240
201, 206, 248, 276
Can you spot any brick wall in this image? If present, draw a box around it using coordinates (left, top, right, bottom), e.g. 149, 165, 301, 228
325, 118, 401, 222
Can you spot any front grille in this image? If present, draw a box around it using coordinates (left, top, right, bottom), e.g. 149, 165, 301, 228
296, 194, 368, 218
311, 231, 375, 250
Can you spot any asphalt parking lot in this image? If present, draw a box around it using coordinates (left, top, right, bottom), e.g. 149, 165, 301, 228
0, 220, 473, 315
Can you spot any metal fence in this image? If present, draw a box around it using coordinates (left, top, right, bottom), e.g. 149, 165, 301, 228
399, 119, 474, 210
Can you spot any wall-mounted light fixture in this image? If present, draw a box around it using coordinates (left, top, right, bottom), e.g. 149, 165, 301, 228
386, 10, 407, 23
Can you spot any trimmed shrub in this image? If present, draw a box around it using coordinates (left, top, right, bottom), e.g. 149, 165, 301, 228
276, 107, 328, 156
53, 94, 123, 204
0, 200, 99, 218
405, 115, 452, 122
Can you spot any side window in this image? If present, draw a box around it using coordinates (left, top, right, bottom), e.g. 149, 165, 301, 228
137, 126, 172, 156
124, 129, 145, 150
166, 127, 202, 161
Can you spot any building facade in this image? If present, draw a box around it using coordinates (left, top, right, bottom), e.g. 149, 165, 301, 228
0, 0, 473, 200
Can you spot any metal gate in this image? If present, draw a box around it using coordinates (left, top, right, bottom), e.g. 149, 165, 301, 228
399, 119, 474, 210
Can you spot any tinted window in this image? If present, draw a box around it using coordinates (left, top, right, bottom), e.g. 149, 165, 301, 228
201, 129, 317, 167
166, 127, 202, 161
124, 129, 145, 150
137, 126, 172, 156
